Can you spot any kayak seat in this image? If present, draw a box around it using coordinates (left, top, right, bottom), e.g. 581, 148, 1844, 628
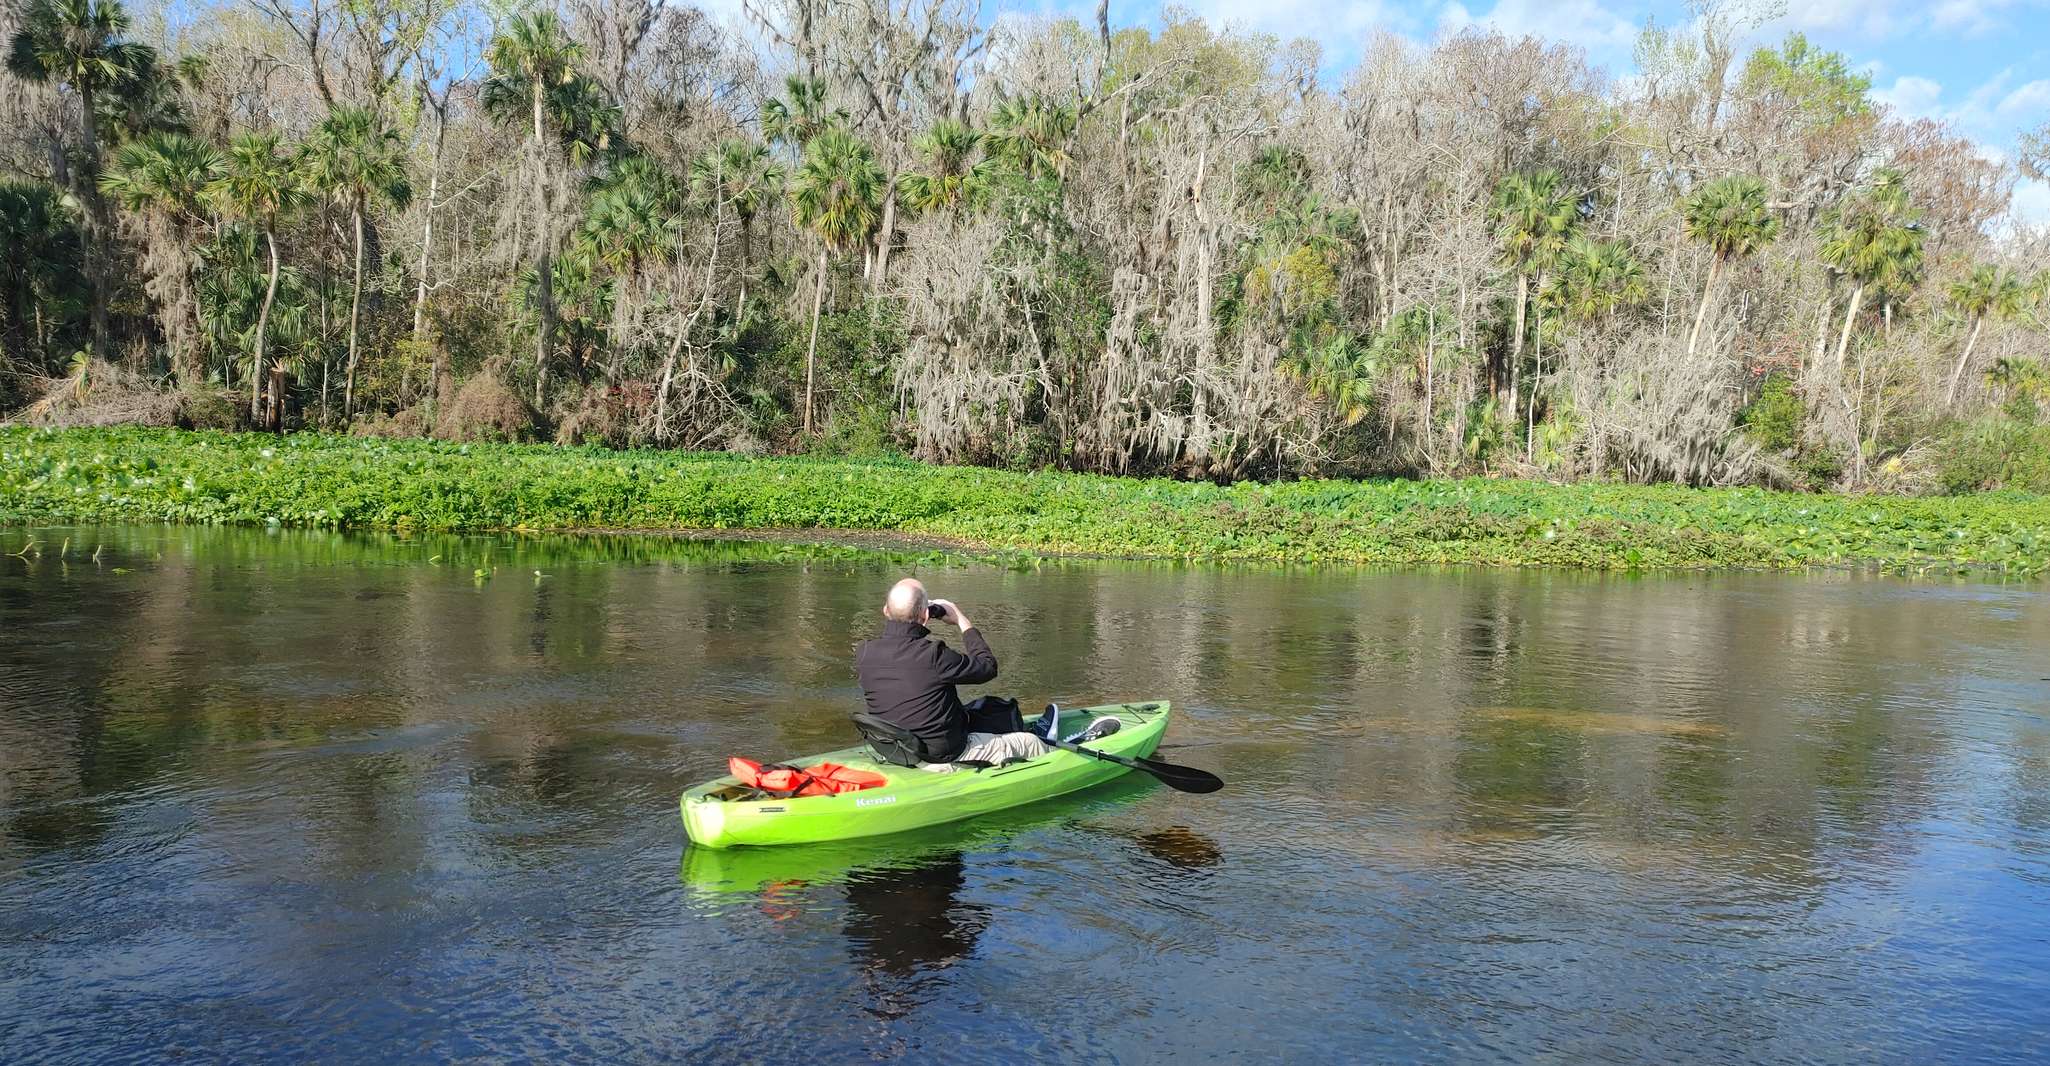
851, 714, 926, 768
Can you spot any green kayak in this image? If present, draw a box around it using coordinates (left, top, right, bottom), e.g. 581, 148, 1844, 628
679, 701, 1171, 849
681, 774, 1161, 894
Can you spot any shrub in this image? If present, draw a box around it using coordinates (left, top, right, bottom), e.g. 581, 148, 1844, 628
434, 373, 537, 443
808, 402, 900, 459
1936, 418, 2050, 495
1739, 373, 1802, 453
350, 406, 428, 439
175, 388, 246, 431
11, 359, 180, 428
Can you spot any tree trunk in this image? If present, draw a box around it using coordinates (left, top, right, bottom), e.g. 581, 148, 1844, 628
803, 248, 827, 435
412, 119, 442, 344
871, 173, 898, 291
531, 78, 555, 409
251, 228, 281, 420
344, 205, 366, 417
1809, 294, 1831, 384
1419, 306, 1435, 468
607, 258, 635, 382
410, 103, 445, 411
1191, 146, 1213, 465
736, 220, 752, 315
1526, 290, 1541, 463
1832, 282, 1864, 372
1687, 255, 1723, 361
1506, 271, 1527, 407
79, 83, 109, 361
1946, 315, 1984, 408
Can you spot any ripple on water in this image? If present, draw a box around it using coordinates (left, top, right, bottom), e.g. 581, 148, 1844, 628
4, 528, 2050, 1063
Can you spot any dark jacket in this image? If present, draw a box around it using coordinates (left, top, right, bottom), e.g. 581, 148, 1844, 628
855, 619, 998, 762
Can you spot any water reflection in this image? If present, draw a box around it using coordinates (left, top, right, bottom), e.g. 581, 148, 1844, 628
845, 855, 990, 1018
1130, 827, 1224, 875
2, 524, 2048, 1062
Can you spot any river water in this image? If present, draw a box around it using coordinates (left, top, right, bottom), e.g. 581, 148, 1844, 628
2, 525, 2047, 1063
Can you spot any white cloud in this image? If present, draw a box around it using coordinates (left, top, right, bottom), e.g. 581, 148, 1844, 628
1996, 79, 2050, 120
1930, 0, 2023, 35
1874, 75, 1946, 122
1184, 0, 1413, 41
2010, 177, 2050, 229
1774, 0, 1915, 40
1886, 69, 2046, 142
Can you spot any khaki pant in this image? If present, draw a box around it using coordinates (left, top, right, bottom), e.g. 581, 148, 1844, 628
920, 731, 1051, 771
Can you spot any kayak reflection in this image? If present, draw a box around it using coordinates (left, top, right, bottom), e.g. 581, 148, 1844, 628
838, 828, 1221, 1020
843, 854, 989, 979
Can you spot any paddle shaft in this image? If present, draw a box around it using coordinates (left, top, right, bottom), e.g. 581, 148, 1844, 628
1051, 736, 1223, 794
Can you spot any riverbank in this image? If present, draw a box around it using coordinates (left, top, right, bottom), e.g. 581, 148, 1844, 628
3, 427, 2045, 575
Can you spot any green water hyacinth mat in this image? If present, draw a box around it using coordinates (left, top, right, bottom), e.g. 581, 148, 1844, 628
3, 427, 2045, 576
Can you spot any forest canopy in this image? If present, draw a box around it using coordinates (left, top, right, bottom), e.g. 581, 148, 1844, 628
2, 0, 2047, 493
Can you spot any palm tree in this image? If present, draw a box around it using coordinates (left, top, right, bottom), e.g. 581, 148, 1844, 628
1285, 330, 1378, 429
689, 138, 782, 309
986, 95, 1076, 182
581, 155, 682, 377
1986, 355, 2049, 413
0, 180, 85, 362
585, 157, 681, 273
209, 131, 307, 419
1491, 170, 1577, 409
1945, 264, 2026, 408
986, 95, 1078, 274
302, 105, 412, 417
483, 12, 584, 408
1819, 171, 1923, 371
195, 221, 309, 395
786, 128, 882, 435
761, 76, 845, 152
95, 46, 188, 144
900, 119, 989, 217
1680, 174, 1778, 359
1245, 145, 1312, 212
8, 0, 157, 358
1547, 237, 1647, 323
99, 130, 224, 379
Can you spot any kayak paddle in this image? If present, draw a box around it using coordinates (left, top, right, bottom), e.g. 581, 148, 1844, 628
1051, 735, 1223, 794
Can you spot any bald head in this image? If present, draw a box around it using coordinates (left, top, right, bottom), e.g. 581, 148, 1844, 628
883, 578, 928, 622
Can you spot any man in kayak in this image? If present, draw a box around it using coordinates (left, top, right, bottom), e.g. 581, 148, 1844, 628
856, 578, 1052, 767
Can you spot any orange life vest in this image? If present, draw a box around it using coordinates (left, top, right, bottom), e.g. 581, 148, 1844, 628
728, 757, 887, 798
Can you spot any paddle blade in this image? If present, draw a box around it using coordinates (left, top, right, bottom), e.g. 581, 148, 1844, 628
1135, 757, 1224, 794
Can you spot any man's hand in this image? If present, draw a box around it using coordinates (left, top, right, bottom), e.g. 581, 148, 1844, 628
930, 598, 972, 631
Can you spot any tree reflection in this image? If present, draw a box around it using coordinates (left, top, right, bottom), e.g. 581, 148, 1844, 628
3, 523, 2042, 924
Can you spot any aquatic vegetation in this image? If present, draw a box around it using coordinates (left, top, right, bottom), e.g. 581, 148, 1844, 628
2, 426, 2046, 576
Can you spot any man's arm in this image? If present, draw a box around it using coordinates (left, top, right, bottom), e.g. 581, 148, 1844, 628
929, 600, 999, 684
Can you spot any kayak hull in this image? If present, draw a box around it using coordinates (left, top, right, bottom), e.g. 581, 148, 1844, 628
679, 701, 1171, 848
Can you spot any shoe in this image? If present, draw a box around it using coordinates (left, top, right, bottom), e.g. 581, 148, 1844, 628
1064, 716, 1122, 744
1033, 702, 1061, 741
